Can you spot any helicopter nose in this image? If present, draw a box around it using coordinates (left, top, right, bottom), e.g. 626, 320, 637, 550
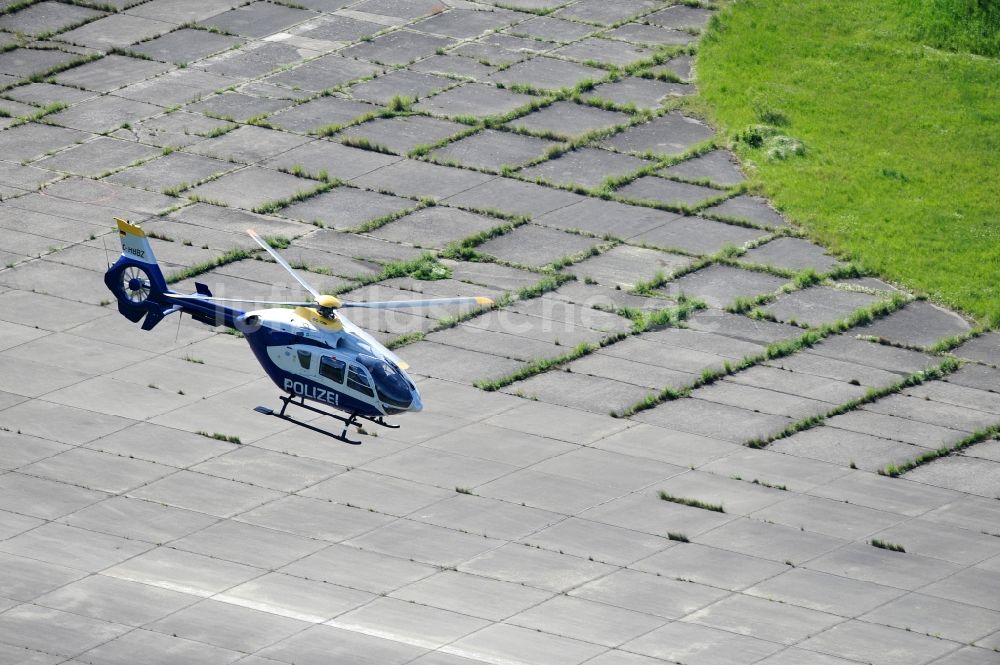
409, 390, 423, 412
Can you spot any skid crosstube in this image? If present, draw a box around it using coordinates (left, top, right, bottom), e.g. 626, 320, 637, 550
254, 393, 399, 444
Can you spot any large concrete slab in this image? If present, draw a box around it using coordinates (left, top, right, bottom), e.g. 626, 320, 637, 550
508, 101, 630, 140
489, 56, 607, 92
416, 82, 535, 119
600, 112, 715, 156
429, 128, 558, 172
583, 75, 693, 109
520, 147, 650, 190
855, 300, 972, 348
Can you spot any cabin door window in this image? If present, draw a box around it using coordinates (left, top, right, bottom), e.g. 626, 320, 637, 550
319, 356, 346, 383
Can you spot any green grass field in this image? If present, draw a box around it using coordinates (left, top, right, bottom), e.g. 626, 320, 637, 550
696, 0, 1000, 325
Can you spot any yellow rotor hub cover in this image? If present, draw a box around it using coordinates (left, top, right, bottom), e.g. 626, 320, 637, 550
315, 294, 341, 309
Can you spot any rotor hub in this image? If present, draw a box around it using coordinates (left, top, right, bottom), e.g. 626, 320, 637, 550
315, 294, 341, 310
128, 277, 143, 291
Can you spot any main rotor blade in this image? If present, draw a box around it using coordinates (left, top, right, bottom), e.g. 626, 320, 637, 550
339, 296, 494, 310
165, 293, 313, 306
246, 229, 321, 300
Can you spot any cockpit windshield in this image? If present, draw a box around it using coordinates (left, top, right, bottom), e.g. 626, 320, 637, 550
357, 354, 412, 410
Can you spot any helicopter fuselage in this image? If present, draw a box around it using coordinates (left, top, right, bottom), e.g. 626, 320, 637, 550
241, 307, 422, 418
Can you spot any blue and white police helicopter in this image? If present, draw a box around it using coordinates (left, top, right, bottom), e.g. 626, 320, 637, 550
105, 218, 493, 443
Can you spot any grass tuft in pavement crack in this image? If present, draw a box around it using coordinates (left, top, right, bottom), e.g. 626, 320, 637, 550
440, 217, 531, 262
336, 254, 452, 294
598, 294, 706, 334
870, 538, 905, 553
351, 202, 425, 234
386, 332, 426, 349
196, 431, 242, 444
252, 182, 333, 215
659, 491, 725, 513
264, 235, 292, 250
475, 342, 596, 392
341, 136, 395, 155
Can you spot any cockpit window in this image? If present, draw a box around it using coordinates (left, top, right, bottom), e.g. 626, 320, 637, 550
319, 356, 345, 383
357, 354, 412, 409
297, 349, 312, 370
347, 364, 374, 397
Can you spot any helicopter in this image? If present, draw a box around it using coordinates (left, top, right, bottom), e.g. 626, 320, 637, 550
104, 218, 493, 444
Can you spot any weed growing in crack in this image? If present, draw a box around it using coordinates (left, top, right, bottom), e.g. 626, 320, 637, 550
870, 538, 905, 553
196, 431, 242, 444
659, 491, 725, 513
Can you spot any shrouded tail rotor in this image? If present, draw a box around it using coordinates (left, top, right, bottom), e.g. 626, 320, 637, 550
119, 265, 152, 304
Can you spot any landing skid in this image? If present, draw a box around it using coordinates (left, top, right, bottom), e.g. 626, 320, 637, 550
254, 393, 398, 444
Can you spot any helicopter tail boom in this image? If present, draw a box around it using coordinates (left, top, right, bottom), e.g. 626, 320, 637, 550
103, 218, 243, 330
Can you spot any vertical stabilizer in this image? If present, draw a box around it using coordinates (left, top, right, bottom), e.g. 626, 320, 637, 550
116, 217, 157, 264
